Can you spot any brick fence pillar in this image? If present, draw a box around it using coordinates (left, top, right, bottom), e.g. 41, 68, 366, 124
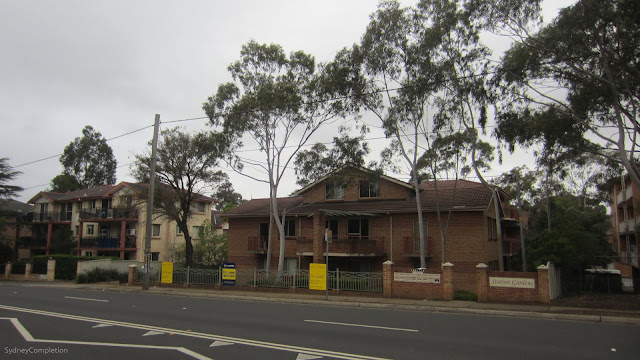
383, 260, 393, 298
46, 259, 56, 281
128, 264, 137, 285
25, 263, 32, 280
441, 262, 454, 301
537, 264, 550, 304
4, 263, 11, 279
476, 263, 488, 303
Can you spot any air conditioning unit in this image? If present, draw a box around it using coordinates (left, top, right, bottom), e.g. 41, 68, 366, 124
126, 229, 136, 236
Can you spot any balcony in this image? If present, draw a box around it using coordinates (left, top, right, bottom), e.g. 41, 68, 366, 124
403, 236, 432, 257
616, 186, 633, 206
248, 236, 268, 253
17, 237, 47, 248
618, 217, 639, 234
621, 251, 639, 267
80, 235, 137, 249
297, 236, 385, 256
29, 212, 72, 223
79, 208, 138, 221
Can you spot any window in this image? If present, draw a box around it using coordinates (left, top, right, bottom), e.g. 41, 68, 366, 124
152, 224, 161, 237
120, 195, 133, 208
325, 219, 338, 239
488, 217, 497, 240
75, 225, 79, 235
89, 200, 96, 209
151, 252, 160, 261
359, 180, 380, 198
176, 226, 183, 235
194, 202, 206, 213
284, 220, 296, 237
347, 219, 369, 239
325, 182, 344, 199
61, 203, 73, 221
285, 258, 297, 274
192, 226, 201, 237
87, 224, 95, 236
413, 218, 427, 236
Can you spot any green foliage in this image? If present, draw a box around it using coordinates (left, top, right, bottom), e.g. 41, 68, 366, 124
50, 173, 81, 193
171, 220, 228, 268
132, 127, 233, 267
49, 226, 76, 255
32, 255, 118, 280
454, 290, 478, 302
525, 196, 612, 291
0, 242, 12, 263
76, 268, 128, 284
494, 0, 640, 188
294, 127, 373, 187
60, 126, 117, 188
213, 180, 244, 212
0, 158, 22, 199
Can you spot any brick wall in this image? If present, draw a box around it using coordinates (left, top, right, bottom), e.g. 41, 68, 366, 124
476, 265, 550, 304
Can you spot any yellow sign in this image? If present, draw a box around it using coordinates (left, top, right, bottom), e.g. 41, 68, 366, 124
309, 263, 327, 290
161, 262, 173, 284
222, 267, 236, 284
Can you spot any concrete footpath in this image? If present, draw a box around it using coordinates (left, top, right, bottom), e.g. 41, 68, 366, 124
12, 280, 640, 326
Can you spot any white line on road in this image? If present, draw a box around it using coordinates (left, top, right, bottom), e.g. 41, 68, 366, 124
305, 319, 419, 332
0, 304, 389, 360
64, 296, 109, 303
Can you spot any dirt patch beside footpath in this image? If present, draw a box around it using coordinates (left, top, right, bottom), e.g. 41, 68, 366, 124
550, 293, 640, 317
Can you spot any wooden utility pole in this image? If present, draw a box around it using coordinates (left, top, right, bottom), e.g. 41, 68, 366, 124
143, 114, 160, 290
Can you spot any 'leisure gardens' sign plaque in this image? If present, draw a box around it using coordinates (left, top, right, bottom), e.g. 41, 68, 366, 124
489, 277, 535, 289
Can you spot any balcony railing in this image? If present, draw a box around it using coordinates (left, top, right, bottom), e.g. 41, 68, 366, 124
297, 236, 385, 255
80, 235, 137, 249
618, 217, 639, 234
616, 186, 633, 206
30, 212, 72, 223
17, 237, 47, 248
248, 236, 269, 253
403, 236, 432, 256
79, 208, 138, 220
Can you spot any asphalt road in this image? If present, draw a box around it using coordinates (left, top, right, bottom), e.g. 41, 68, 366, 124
0, 282, 638, 359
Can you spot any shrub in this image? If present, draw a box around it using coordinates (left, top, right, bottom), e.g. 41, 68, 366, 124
76, 268, 128, 284
454, 290, 478, 302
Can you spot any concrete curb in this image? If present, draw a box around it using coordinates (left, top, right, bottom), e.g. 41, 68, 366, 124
11, 281, 640, 325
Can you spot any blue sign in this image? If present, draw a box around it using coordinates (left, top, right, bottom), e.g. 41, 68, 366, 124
222, 262, 236, 285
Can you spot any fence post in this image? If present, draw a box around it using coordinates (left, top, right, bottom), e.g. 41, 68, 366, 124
253, 267, 257, 287
441, 262, 454, 301
25, 263, 32, 280
186, 266, 190, 288
5, 263, 11, 279
476, 263, 488, 303
46, 259, 56, 281
216, 265, 222, 289
76, 260, 84, 279
336, 268, 340, 291
537, 264, 550, 304
128, 264, 137, 285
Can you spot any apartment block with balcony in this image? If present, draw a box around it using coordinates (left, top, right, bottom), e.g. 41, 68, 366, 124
21, 182, 213, 262
610, 175, 640, 292
225, 166, 521, 293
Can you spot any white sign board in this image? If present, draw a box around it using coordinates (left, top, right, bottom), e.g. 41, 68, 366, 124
489, 277, 535, 289
394, 272, 441, 284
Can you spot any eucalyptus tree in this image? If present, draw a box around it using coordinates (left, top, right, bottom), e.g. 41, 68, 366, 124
132, 127, 234, 267
203, 41, 349, 279
59, 125, 116, 190
490, 0, 640, 190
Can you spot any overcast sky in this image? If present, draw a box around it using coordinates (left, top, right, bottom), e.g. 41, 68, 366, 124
0, 0, 576, 204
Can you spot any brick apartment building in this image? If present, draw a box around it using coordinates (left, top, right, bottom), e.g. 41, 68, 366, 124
21, 182, 213, 262
225, 167, 523, 292
610, 174, 640, 292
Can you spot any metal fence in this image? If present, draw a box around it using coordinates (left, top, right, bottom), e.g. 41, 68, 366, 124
161, 267, 382, 293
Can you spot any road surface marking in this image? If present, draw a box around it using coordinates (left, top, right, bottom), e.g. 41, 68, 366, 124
0, 304, 388, 360
304, 320, 419, 332
64, 296, 109, 303
298, 354, 323, 360
92, 324, 113, 328
0, 317, 211, 360
143, 331, 165, 336
210, 340, 233, 347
